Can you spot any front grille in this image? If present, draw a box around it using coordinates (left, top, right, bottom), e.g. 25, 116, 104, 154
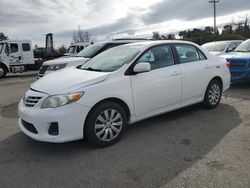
229, 60, 248, 68
39, 65, 49, 74
21, 119, 38, 134
23, 96, 42, 107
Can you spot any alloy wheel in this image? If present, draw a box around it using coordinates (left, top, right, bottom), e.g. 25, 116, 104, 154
208, 83, 221, 105
94, 109, 123, 141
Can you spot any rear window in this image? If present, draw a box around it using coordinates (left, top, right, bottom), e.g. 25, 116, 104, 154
22, 43, 31, 51
175, 44, 207, 63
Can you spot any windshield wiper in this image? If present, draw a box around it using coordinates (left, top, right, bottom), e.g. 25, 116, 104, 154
83, 67, 102, 72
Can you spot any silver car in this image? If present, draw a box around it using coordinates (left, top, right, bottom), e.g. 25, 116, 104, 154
202, 40, 242, 56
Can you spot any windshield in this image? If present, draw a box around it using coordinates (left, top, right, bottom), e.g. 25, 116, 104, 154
0, 43, 4, 54
76, 43, 106, 58
202, 41, 228, 52
235, 40, 250, 52
67, 46, 76, 54
80, 45, 141, 72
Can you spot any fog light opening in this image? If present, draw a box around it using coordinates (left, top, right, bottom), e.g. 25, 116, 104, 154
48, 122, 59, 136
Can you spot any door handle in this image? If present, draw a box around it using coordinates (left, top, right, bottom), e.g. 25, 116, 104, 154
18, 56, 21, 60
171, 71, 181, 76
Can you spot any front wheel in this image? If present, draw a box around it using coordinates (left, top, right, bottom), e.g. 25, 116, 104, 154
203, 79, 222, 109
85, 102, 127, 147
0, 65, 7, 79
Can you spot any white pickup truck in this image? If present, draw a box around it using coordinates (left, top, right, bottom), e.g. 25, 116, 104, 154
64, 42, 92, 56
0, 39, 35, 78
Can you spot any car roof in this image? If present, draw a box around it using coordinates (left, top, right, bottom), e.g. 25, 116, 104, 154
123, 40, 199, 49
203, 40, 243, 44
94, 39, 153, 45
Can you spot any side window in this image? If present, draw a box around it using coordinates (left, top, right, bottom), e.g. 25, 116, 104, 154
198, 50, 206, 60
76, 46, 80, 53
10, 43, 18, 53
175, 44, 204, 63
227, 42, 236, 52
22, 43, 31, 51
137, 45, 174, 70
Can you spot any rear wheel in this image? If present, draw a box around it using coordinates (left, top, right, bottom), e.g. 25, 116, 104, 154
85, 102, 127, 147
203, 79, 222, 109
0, 65, 7, 79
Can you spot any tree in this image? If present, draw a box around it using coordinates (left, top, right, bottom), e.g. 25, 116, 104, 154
58, 45, 67, 55
72, 25, 91, 43
167, 34, 175, 40
152, 31, 162, 40
0, 32, 8, 41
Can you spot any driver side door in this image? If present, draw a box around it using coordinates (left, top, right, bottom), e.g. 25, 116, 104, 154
9, 43, 22, 65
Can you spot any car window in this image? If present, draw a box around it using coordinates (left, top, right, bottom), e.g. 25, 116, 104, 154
175, 44, 204, 63
22, 43, 31, 51
80, 46, 84, 51
10, 43, 18, 53
81, 45, 140, 72
76, 43, 106, 58
227, 42, 237, 52
137, 45, 174, 70
76, 46, 81, 53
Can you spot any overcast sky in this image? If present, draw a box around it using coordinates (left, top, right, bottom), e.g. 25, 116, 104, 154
1, 0, 250, 47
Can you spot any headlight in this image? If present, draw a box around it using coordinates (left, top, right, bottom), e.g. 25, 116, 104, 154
41, 92, 84, 108
48, 64, 67, 71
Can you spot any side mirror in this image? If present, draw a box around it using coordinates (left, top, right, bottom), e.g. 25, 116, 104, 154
133, 62, 151, 73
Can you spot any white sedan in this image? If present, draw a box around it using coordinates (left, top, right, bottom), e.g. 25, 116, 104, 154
18, 41, 230, 147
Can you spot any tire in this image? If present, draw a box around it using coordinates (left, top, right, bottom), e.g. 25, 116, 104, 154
0, 65, 7, 79
85, 102, 127, 147
202, 79, 222, 109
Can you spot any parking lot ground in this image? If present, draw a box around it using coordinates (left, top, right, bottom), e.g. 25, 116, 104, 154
0, 73, 250, 188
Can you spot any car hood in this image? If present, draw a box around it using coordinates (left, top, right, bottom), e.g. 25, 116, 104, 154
43, 57, 89, 66
219, 52, 250, 59
31, 67, 110, 95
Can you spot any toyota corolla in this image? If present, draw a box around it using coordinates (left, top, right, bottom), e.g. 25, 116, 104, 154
18, 41, 230, 147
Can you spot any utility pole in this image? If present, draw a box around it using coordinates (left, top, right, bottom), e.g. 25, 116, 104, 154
209, 0, 219, 34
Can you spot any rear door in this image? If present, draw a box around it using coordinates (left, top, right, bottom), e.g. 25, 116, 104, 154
174, 44, 212, 104
21, 42, 33, 64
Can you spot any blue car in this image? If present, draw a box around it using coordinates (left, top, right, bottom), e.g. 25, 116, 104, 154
220, 39, 250, 83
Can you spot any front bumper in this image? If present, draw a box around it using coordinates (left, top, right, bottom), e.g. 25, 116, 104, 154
18, 90, 91, 143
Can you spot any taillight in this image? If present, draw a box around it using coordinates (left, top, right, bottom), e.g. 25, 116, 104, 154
226, 61, 230, 69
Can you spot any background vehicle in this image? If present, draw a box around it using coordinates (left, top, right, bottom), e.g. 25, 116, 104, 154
38, 39, 150, 78
220, 39, 250, 83
33, 33, 61, 68
0, 39, 35, 78
202, 40, 242, 56
18, 40, 230, 147
64, 42, 92, 56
